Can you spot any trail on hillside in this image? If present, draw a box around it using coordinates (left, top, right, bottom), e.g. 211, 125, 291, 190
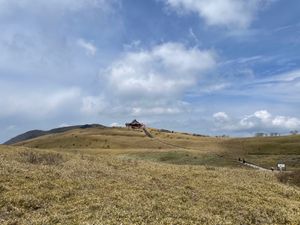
143, 128, 276, 172
142, 128, 154, 138
143, 128, 192, 151
239, 161, 271, 171
143, 128, 238, 164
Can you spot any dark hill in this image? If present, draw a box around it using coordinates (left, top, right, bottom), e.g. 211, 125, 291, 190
3, 124, 106, 145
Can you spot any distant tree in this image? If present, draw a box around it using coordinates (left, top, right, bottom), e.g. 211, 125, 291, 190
255, 133, 265, 137
290, 130, 299, 135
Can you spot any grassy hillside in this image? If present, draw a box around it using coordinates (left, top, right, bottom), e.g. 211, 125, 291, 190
222, 135, 300, 170
0, 145, 299, 225
13, 127, 220, 151
12, 127, 300, 171
4, 124, 105, 145
14, 127, 169, 149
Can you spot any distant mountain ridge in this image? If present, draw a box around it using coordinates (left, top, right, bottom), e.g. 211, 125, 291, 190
3, 124, 106, 145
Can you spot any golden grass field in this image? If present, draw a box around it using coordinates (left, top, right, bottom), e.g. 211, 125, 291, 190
1, 127, 300, 224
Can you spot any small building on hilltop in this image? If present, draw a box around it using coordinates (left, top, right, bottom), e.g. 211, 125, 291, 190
125, 119, 145, 129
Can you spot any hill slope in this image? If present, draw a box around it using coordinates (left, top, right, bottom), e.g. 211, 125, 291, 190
8, 126, 300, 170
0, 145, 299, 225
11, 126, 215, 149
4, 124, 106, 145
222, 135, 300, 170
1, 128, 300, 224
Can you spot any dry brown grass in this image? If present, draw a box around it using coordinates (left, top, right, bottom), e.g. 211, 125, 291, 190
12, 127, 300, 171
14, 128, 173, 150
18, 151, 64, 165
14, 127, 222, 152
277, 170, 300, 187
0, 145, 299, 225
222, 135, 300, 170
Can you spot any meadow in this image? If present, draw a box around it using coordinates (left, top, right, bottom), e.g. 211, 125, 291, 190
0, 127, 299, 224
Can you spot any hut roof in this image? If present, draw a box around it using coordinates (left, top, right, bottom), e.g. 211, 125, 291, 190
128, 119, 141, 125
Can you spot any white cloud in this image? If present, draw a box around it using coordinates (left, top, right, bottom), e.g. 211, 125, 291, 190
213, 112, 234, 131
0, 87, 81, 118
58, 123, 71, 128
77, 39, 97, 56
163, 0, 273, 29
6, 125, 16, 130
213, 110, 300, 133
269, 69, 300, 82
95, 42, 217, 118
123, 40, 142, 51
239, 111, 300, 130
271, 116, 300, 129
110, 122, 123, 127
213, 112, 229, 122
131, 106, 182, 116
103, 42, 216, 100
0, 83, 111, 120
236, 69, 300, 102
81, 96, 108, 115
0, 0, 115, 14
253, 110, 271, 122
201, 83, 231, 93
47, 89, 82, 111
0, 0, 123, 143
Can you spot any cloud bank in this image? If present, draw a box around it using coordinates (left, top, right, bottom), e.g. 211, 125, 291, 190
104, 42, 216, 99
213, 110, 300, 134
0, 0, 299, 142
0, 0, 115, 14
96, 42, 216, 117
163, 0, 274, 29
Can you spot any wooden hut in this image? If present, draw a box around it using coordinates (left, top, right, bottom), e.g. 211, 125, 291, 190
125, 119, 144, 129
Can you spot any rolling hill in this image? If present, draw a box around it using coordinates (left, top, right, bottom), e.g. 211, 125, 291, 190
5, 125, 300, 170
1, 126, 300, 224
3, 124, 106, 145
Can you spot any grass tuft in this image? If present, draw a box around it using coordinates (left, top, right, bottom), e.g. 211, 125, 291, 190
18, 151, 64, 165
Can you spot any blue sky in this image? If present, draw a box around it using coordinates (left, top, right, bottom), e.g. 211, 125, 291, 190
1, 0, 300, 142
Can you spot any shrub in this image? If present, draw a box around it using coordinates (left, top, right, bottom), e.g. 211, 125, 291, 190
277, 170, 300, 187
19, 151, 64, 165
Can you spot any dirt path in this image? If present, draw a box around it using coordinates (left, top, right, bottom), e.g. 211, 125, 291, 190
142, 128, 154, 138
143, 128, 278, 172
143, 128, 191, 150
240, 161, 270, 171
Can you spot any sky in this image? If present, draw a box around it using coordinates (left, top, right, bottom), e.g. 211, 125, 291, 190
1, 0, 300, 142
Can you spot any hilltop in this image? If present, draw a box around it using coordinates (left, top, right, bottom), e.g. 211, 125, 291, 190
5, 125, 300, 171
